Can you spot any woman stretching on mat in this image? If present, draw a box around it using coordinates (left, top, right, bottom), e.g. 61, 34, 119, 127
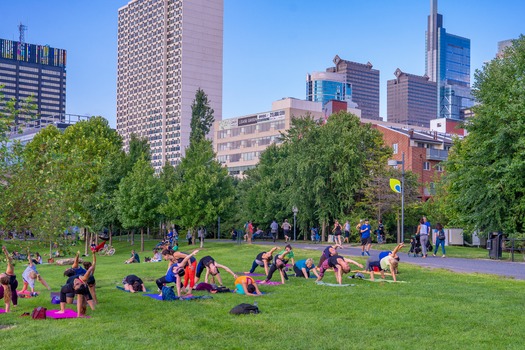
245, 247, 279, 276
123, 275, 147, 293
193, 256, 237, 287
63, 251, 87, 278
161, 248, 198, 293
234, 275, 262, 296
20, 251, 51, 293
262, 250, 292, 284
317, 255, 363, 285
2, 246, 19, 309
57, 252, 97, 317
364, 243, 404, 282
156, 249, 199, 298
318, 243, 343, 268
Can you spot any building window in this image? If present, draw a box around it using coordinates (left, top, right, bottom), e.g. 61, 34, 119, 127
423, 161, 430, 171
436, 164, 444, 172
392, 143, 398, 155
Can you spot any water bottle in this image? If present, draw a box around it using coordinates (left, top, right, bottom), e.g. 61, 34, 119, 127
254, 301, 258, 308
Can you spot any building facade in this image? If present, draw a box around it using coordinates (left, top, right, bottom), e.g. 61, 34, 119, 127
214, 98, 324, 176
329, 55, 380, 121
387, 68, 437, 127
0, 37, 67, 124
117, 0, 223, 170
374, 124, 457, 200
426, 0, 472, 120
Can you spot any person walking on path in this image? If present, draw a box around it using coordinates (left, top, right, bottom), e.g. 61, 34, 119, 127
282, 219, 292, 243
433, 223, 446, 257
270, 220, 279, 242
343, 220, 351, 244
417, 218, 430, 258
332, 220, 343, 246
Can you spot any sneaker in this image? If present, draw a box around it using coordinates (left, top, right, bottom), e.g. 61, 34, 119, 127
355, 273, 364, 279
361, 252, 365, 256
432, 254, 436, 257
365, 251, 370, 256
442, 255, 446, 258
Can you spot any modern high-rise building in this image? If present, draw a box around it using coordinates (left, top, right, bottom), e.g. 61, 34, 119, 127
306, 71, 352, 108
0, 36, 67, 125
328, 55, 380, 120
497, 39, 514, 58
426, 0, 472, 120
387, 68, 437, 127
117, 0, 223, 170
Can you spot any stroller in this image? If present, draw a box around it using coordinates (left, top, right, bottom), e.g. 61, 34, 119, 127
408, 234, 433, 257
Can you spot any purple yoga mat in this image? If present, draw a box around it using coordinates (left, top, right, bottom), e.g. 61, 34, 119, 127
255, 280, 281, 285
46, 309, 90, 319
241, 272, 266, 277
0, 308, 6, 313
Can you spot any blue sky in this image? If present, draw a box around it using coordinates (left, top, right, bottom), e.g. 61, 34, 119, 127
1, 1, 524, 128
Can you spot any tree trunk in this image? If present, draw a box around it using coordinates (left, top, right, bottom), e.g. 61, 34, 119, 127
321, 220, 326, 242
131, 230, 134, 245
109, 224, 113, 246
141, 227, 145, 252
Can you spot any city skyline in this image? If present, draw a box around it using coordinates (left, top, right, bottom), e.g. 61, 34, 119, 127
1, 0, 524, 128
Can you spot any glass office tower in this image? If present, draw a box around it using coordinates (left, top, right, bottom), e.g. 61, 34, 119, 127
426, 0, 472, 120
306, 71, 352, 107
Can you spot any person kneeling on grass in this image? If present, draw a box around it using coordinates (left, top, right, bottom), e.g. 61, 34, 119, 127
365, 243, 404, 282
123, 274, 147, 293
234, 275, 262, 296
293, 258, 320, 279
317, 255, 363, 285
58, 253, 97, 318
21, 251, 51, 294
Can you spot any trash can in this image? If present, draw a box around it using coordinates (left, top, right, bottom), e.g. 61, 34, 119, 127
487, 232, 503, 259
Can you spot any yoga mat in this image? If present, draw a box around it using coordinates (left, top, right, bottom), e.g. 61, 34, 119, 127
0, 308, 5, 313
115, 286, 150, 292
143, 294, 212, 301
255, 280, 281, 285
46, 309, 90, 319
17, 290, 39, 297
241, 272, 266, 277
357, 278, 406, 283
316, 281, 356, 287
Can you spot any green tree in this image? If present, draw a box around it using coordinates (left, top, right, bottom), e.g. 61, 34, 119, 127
443, 36, 525, 236
116, 156, 162, 251
190, 88, 214, 144
161, 139, 234, 239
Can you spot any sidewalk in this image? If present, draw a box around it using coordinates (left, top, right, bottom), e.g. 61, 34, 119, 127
223, 240, 525, 280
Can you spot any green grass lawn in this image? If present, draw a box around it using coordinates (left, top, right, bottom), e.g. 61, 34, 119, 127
1, 239, 524, 350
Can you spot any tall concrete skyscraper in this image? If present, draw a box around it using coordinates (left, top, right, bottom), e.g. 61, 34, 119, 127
117, 0, 223, 170
329, 55, 380, 120
387, 68, 437, 127
425, 0, 472, 120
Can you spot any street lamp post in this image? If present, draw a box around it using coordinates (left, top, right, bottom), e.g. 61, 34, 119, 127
388, 152, 405, 243
292, 206, 298, 241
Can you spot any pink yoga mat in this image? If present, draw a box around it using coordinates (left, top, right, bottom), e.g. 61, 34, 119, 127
46, 309, 90, 319
0, 308, 6, 313
255, 280, 281, 285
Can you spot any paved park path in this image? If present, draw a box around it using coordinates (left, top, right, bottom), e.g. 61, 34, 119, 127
224, 239, 525, 280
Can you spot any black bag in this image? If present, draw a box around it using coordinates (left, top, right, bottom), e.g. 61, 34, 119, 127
438, 230, 446, 240
31, 306, 47, 319
229, 303, 259, 315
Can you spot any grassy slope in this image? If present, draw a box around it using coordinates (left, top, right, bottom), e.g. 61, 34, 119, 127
1, 239, 523, 350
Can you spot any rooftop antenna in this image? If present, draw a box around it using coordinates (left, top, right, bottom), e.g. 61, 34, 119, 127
18, 22, 27, 43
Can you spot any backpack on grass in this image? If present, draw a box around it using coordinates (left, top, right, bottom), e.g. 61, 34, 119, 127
161, 286, 178, 301
229, 303, 259, 315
